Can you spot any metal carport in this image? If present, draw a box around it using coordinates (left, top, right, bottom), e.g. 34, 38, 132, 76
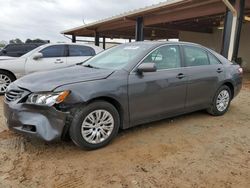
61, 0, 250, 64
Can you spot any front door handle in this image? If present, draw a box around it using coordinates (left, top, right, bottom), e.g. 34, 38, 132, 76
54, 59, 64, 64
176, 73, 185, 79
217, 68, 223, 73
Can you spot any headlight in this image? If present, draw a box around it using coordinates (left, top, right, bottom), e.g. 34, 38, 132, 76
26, 90, 70, 106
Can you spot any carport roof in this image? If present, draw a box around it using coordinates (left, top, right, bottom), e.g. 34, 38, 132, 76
61, 0, 250, 40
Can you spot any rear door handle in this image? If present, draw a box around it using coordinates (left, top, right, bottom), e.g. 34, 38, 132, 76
217, 68, 223, 73
176, 73, 185, 79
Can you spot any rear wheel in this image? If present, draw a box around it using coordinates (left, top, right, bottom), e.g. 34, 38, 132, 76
207, 85, 231, 116
0, 71, 15, 95
70, 101, 120, 150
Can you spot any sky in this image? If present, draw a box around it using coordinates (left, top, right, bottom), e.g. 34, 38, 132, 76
0, 0, 165, 43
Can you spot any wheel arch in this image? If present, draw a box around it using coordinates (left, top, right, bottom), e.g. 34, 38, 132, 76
86, 96, 124, 129
0, 69, 17, 80
222, 81, 234, 99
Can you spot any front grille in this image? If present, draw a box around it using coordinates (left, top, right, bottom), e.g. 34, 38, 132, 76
5, 90, 24, 102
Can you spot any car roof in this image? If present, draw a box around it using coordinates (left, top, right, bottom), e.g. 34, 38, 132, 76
126, 41, 204, 48
6, 43, 45, 46
39, 43, 103, 52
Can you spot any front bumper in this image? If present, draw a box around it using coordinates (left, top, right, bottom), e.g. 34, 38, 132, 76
3, 101, 68, 142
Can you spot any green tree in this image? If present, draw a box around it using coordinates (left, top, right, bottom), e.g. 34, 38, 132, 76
0, 40, 7, 48
9, 38, 23, 44
25, 39, 46, 43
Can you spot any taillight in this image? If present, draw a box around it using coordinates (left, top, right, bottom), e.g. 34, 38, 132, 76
238, 67, 243, 74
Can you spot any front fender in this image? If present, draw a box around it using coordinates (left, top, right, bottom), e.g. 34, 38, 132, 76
54, 70, 130, 128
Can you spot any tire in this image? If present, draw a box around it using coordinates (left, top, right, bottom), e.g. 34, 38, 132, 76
69, 101, 120, 150
0, 70, 15, 95
207, 85, 232, 116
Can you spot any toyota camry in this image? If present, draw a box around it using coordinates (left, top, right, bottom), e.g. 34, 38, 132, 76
4, 42, 243, 149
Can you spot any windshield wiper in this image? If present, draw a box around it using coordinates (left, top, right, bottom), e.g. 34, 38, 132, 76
83, 64, 99, 69
76, 62, 84, 65
76, 59, 88, 65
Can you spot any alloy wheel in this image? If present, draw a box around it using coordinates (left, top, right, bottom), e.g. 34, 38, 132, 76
0, 74, 11, 93
216, 89, 230, 112
81, 109, 114, 144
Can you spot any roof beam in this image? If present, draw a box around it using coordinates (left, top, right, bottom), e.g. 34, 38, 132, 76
144, 1, 225, 26
97, 20, 135, 32
146, 24, 214, 33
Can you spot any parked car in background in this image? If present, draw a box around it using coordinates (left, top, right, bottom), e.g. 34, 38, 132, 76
0, 43, 45, 57
3, 42, 242, 150
0, 43, 103, 94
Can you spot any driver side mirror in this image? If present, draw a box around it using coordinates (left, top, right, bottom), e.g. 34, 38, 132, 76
137, 63, 157, 74
33, 52, 43, 60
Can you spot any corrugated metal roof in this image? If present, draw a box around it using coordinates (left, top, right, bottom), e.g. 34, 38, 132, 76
61, 0, 186, 34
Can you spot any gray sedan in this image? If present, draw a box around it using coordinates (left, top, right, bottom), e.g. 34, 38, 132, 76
4, 42, 243, 149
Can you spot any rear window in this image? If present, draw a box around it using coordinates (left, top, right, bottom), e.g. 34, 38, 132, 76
183, 46, 209, 66
5, 45, 23, 51
208, 53, 221, 65
69, 45, 95, 56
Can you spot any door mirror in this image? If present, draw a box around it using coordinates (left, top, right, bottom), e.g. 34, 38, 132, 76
137, 63, 157, 73
33, 52, 43, 60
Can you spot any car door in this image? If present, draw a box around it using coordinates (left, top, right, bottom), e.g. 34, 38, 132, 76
182, 45, 225, 109
66, 45, 95, 66
128, 45, 187, 126
25, 45, 67, 74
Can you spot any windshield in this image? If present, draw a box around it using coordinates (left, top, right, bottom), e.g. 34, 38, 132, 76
83, 43, 152, 70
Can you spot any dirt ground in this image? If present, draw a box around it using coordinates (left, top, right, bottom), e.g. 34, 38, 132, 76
0, 75, 250, 188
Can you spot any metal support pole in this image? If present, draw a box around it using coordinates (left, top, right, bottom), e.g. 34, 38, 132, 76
221, 0, 237, 61
221, 8, 233, 57
95, 32, 100, 46
135, 17, 144, 41
72, 35, 76, 43
103, 37, 106, 49
233, 0, 245, 61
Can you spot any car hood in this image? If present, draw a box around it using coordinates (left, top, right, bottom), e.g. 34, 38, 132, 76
0, 57, 25, 64
0, 56, 17, 60
14, 65, 114, 92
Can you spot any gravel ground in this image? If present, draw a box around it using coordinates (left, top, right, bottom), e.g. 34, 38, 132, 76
0, 74, 250, 188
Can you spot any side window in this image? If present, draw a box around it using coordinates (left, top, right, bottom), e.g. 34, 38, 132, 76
40, 45, 65, 58
25, 45, 36, 51
208, 53, 221, 65
142, 45, 181, 70
183, 46, 209, 67
69, 45, 95, 57
5, 45, 20, 52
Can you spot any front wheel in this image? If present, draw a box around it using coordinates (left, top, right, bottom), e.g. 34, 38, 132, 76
207, 85, 232, 116
0, 71, 15, 95
69, 101, 120, 150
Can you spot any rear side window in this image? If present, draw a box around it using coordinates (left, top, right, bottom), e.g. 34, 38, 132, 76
183, 46, 209, 66
5, 45, 23, 52
69, 45, 95, 57
25, 45, 37, 51
142, 45, 181, 70
40, 45, 65, 58
208, 53, 221, 65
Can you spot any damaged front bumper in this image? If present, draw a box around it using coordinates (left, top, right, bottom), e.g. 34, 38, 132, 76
3, 100, 69, 142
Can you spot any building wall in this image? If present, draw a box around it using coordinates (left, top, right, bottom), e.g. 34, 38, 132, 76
179, 22, 250, 71
238, 22, 250, 71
